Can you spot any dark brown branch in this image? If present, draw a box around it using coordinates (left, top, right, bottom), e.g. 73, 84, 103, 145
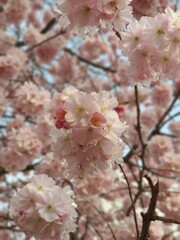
152, 215, 180, 225
157, 132, 177, 138
114, 30, 122, 40
160, 112, 180, 128
15, 18, 57, 47
123, 145, 138, 163
26, 30, 65, 52
127, 162, 180, 179
64, 48, 116, 73
41, 18, 56, 34
0, 163, 38, 176
0, 6, 4, 13
149, 90, 180, 140
139, 175, 159, 240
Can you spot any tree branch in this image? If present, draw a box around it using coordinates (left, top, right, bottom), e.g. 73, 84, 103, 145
134, 86, 147, 167
139, 175, 159, 240
119, 164, 139, 239
26, 30, 65, 52
148, 90, 180, 140
152, 215, 180, 225
64, 48, 116, 73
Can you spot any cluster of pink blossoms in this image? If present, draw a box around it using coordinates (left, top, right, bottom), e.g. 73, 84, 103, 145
0, 49, 27, 82
121, 7, 180, 83
14, 82, 51, 118
52, 87, 126, 178
10, 174, 77, 240
0, 126, 42, 172
55, 0, 133, 34
36, 152, 68, 179
4, 0, 30, 25
24, 25, 63, 63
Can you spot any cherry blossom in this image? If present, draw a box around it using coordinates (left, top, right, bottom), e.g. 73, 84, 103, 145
10, 175, 77, 240
0, 1, 179, 239
55, 0, 133, 34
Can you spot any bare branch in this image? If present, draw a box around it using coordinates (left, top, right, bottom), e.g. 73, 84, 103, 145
139, 175, 159, 240
153, 215, 180, 225
119, 164, 139, 239
64, 48, 116, 73
149, 90, 180, 140
26, 30, 66, 52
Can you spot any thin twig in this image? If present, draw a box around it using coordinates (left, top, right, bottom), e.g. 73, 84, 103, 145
153, 215, 180, 225
79, 200, 116, 240
119, 164, 139, 239
148, 90, 180, 140
26, 30, 65, 52
160, 112, 180, 128
64, 48, 116, 73
134, 85, 147, 167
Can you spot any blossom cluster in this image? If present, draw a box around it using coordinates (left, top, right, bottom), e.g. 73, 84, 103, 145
121, 7, 180, 83
0, 49, 27, 82
52, 87, 126, 178
55, 0, 133, 34
0, 0, 179, 239
36, 152, 68, 179
3, 0, 30, 26
10, 174, 77, 240
0, 126, 42, 172
14, 82, 51, 118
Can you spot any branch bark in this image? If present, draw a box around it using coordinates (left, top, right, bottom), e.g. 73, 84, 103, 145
139, 175, 159, 240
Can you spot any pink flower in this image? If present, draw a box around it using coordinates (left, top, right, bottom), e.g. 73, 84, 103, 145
143, 13, 169, 46
36, 38, 61, 63
9, 127, 42, 157
165, 7, 180, 27
150, 50, 178, 75
0, 55, 19, 81
114, 105, 125, 118
121, 20, 145, 55
10, 175, 77, 240
36, 189, 69, 222
90, 112, 107, 127
64, 91, 98, 126
93, 91, 118, 117
147, 135, 174, 160
108, 0, 133, 32
151, 83, 172, 106
36, 152, 67, 178
167, 26, 180, 57
54, 105, 70, 129
72, 126, 105, 147
4, 0, 30, 25
51, 88, 126, 178
15, 82, 50, 117
28, 174, 56, 192
52, 129, 76, 157
55, 0, 133, 34
56, 0, 101, 31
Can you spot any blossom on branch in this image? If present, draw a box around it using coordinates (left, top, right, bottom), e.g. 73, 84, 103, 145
10, 174, 77, 240
52, 88, 126, 178
55, 0, 133, 34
